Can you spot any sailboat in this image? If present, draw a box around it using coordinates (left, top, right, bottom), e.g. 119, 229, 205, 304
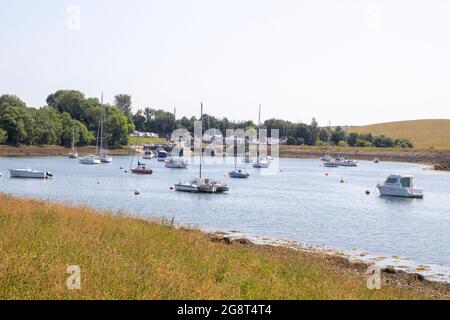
229, 137, 249, 178
174, 103, 229, 193
322, 121, 338, 167
79, 115, 100, 165
165, 109, 189, 168
253, 105, 270, 169
130, 145, 153, 175
68, 127, 78, 159
97, 96, 113, 163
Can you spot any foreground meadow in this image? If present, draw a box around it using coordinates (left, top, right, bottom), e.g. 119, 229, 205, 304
0, 194, 438, 300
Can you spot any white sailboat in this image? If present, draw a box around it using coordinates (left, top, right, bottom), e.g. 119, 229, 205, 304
175, 103, 229, 193
130, 145, 153, 175
253, 104, 270, 169
97, 95, 113, 163
68, 127, 78, 159
229, 137, 249, 178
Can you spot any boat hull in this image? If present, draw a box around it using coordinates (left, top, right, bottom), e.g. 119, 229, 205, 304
377, 185, 424, 199
9, 169, 51, 179
131, 168, 153, 175
229, 171, 249, 178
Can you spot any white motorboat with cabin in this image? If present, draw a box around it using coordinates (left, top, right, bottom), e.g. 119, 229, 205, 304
323, 160, 338, 168
156, 149, 168, 162
335, 157, 358, 167
143, 150, 155, 160
9, 168, 53, 179
377, 175, 424, 198
165, 158, 188, 169
79, 155, 101, 165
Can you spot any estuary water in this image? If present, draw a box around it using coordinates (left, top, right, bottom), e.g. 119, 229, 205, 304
1, 156, 449, 282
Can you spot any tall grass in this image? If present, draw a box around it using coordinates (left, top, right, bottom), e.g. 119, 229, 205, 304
0, 194, 425, 300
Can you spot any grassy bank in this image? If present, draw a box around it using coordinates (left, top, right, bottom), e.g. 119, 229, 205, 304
0, 195, 442, 300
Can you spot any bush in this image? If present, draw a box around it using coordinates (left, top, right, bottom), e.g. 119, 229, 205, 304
337, 140, 348, 147
0, 128, 7, 144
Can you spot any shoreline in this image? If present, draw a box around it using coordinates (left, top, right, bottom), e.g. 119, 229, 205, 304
0, 193, 449, 299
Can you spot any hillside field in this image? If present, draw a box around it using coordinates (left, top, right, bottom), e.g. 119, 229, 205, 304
351, 119, 450, 150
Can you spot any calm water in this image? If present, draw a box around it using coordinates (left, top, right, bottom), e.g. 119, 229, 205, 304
1, 156, 450, 281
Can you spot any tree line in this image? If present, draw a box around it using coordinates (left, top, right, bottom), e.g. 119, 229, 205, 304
0, 90, 413, 149
0, 91, 134, 147
133, 108, 413, 149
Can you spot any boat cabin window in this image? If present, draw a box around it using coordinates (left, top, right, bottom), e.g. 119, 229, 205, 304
400, 177, 412, 188
386, 177, 398, 184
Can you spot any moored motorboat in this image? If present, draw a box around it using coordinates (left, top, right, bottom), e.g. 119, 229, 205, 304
253, 158, 270, 168
323, 160, 338, 168
143, 151, 155, 160
165, 158, 188, 169
9, 168, 53, 179
335, 158, 358, 167
79, 155, 101, 165
229, 169, 250, 178
156, 149, 168, 162
99, 154, 113, 163
175, 178, 229, 193
377, 175, 423, 198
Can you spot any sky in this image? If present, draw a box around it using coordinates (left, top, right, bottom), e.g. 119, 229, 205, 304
1, 0, 450, 126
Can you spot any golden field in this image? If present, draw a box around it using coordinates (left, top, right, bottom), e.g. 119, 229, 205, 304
351, 119, 450, 150
0, 194, 434, 300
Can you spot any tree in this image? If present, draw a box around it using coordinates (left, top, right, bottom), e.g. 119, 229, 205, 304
0, 94, 27, 111
0, 105, 28, 145
47, 90, 86, 121
310, 118, 320, 146
114, 94, 132, 117
347, 132, 359, 147
133, 110, 146, 132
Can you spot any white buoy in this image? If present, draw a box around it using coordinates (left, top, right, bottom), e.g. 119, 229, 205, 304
134, 188, 141, 195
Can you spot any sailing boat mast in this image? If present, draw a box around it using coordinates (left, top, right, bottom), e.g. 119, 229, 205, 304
199, 103, 203, 179
100, 93, 104, 152
257, 104, 261, 161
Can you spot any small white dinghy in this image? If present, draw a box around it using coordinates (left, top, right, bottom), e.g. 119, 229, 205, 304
377, 175, 424, 199
9, 168, 53, 179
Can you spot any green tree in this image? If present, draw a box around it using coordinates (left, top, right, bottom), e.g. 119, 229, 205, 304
47, 90, 86, 121
114, 94, 132, 117
0, 128, 7, 144
347, 132, 359, 147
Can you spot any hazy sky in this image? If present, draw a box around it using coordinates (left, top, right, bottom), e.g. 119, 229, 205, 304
1, 0, 450, 125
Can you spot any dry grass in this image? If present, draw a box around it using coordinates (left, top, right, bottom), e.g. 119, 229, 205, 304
351, 119, 450, 150
0, 194, 426, 300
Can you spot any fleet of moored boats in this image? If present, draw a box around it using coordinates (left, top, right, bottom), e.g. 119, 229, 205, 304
0, 103, 426, 198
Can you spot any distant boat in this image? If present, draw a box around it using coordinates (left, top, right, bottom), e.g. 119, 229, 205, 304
323, 160, 338, 168
165, 158, 188, 169
68, 127, 78, 159
229, 137, 249, 178
335, 158, 358, 167
374, 158, 380, 163
96, 95, 113, 164
377, 175, 423, 198
175, 103, 229, 193
253, 104, 270, 169
79, 155, 101, 165
156, 149, 168, 162
9, 168, 53, 179
143, 150, 155, 160
130, 145, 152, 175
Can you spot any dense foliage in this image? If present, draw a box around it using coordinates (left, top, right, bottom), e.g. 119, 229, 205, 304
0, 91, 134, 147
